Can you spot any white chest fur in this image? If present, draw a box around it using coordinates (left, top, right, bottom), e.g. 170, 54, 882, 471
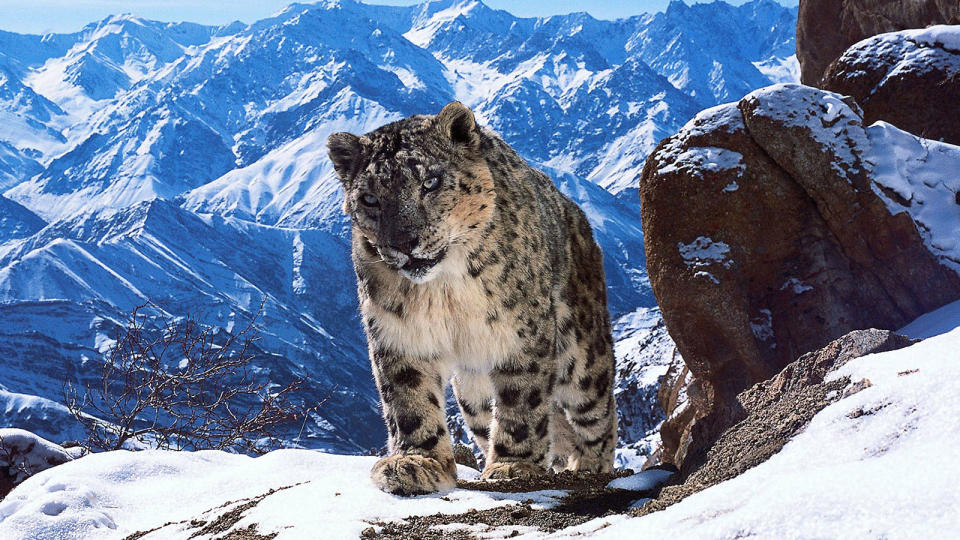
363, 249, 521, 370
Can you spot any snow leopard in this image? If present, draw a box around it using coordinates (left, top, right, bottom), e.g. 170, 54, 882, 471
328, 102, 617, 495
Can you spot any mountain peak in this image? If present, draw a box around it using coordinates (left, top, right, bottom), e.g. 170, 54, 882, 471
87, 12, 151, 32
105, 13, 146, 24
405, 0, 488, 47
665, 0, 690, 13
285, 0, 363, 13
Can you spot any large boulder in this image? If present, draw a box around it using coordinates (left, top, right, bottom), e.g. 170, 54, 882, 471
639, 83, 960, 469
822, 25, 960, 146
797, 0, 960, 86
637, 329, 915, 514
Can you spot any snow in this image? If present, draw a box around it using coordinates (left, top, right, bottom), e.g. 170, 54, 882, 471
864, 121, 960, 274
555, 326, 960, 538
0, 391, 86, 444
613, 447, 650, 471
0, 451, 561, 540
693, 271, 719, 284
612, 308, 675, 390
896, 24, 960, 53
749, 308, 774, 344
2, 299, 957, 540
606, 468, 674, 491
611, 307, 678, 450
650, 101, 748, 192
403, 1, 481, 48
676, 235, 732, 284
679, 101, 746, 137
657, 146, 745, 178
899, 298, 960, 340
19, 323, 960, 540
677, 236, 731, 268
751, 54, 800, 85
181, 93, 400, 228
779, 277, 813, 295
584, 115, 676, 194
437, 523, 542, 538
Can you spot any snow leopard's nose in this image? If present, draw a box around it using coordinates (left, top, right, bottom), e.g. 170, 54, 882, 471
388, 234, 419, 256
376, 245, 411, 269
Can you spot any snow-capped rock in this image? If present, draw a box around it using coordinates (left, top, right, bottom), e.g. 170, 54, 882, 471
0, 428, 73, 498
797, 0, 960, 85
822, 25, 960, 146
640, 83, 960, 468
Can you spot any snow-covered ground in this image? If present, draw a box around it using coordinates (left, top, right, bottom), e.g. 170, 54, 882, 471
2, 305, 958, 539
0, 452, 560, 539
899, 298, 960, 340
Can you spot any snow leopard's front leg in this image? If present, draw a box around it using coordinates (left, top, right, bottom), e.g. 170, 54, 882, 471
482, 352, 554, 480
369, 344, 456, 495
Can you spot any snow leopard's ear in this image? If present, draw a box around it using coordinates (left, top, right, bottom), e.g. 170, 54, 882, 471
327, 132, 362, 182
436, 102, 479, 149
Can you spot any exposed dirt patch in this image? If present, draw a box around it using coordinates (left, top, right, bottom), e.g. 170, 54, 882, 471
455, 470, 625, 494
124, 483, 304, 540
366, 469, 673, 539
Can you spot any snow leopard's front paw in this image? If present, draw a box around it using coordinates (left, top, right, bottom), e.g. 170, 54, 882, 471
480, 460, 546, 481
371, 455, 457, 496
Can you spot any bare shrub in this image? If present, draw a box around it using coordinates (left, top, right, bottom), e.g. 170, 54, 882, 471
64, 303, 308, 454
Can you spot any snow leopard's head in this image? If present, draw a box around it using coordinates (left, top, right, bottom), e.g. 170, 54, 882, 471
328, 102, 496, 283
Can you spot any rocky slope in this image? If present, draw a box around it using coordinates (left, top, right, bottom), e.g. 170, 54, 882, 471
822, 25, 960, 146
640, 329, 914, 510
796, 0, 960, 85
639, 83, 960, 468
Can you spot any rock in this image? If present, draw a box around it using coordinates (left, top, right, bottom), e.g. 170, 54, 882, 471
797, 0, 960, 86
636, 329, 915, 515
639, 83, 960, 470
821, 26, 960, 146
645, 351, 694, 470
0, 428, 73, 498
452, 443, 479, 471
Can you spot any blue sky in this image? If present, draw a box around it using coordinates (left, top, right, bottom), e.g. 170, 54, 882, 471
0, 0, 798, 34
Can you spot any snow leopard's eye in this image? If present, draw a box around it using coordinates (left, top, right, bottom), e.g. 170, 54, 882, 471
422, 175, 442, 192
360, 193, 379, 207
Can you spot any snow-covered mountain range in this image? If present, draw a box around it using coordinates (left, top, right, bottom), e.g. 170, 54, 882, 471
0, 0, 798, 453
